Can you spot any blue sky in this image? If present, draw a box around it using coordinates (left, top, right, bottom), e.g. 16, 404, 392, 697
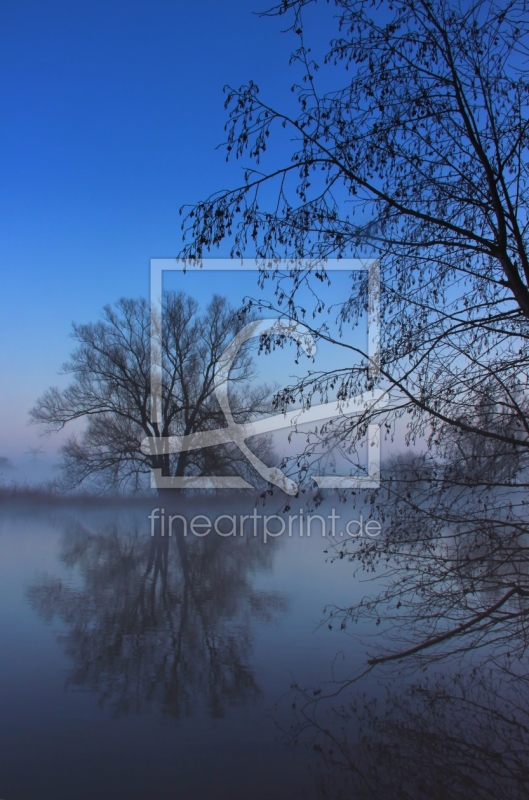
0, 0, 355, 472
0, 0, 292, 458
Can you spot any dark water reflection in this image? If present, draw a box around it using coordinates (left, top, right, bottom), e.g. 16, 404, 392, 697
282, 664, 529, 800
27, 518, 284, 719
0, 500, 528, 799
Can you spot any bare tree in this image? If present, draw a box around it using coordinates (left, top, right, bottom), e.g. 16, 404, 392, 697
176, 0, 529, 665
180, 0, 529, 458
30, 292, 274, 493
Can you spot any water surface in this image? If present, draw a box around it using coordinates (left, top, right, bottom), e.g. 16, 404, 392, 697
0, 500, 368, 800
3, 499, 526, 799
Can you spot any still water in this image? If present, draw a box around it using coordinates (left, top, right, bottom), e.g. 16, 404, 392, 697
0, 498, 370, 800
2, 498, 528, 799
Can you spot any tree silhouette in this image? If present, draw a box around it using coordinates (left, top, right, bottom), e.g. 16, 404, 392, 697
30, 292, 274, 493
177, 0, 529, 666
180, 0, 529, 457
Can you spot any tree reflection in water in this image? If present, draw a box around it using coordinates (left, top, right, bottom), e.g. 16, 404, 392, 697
284, 660, 529, 799
286, 447, 529, 796
274, 455, 529, 797
27, 512, 286, 718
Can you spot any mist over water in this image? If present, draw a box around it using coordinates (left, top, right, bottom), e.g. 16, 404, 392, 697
1, 497, 528, 800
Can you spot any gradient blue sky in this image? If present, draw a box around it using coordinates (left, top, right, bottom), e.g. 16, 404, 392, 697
0, 0, 348, 468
